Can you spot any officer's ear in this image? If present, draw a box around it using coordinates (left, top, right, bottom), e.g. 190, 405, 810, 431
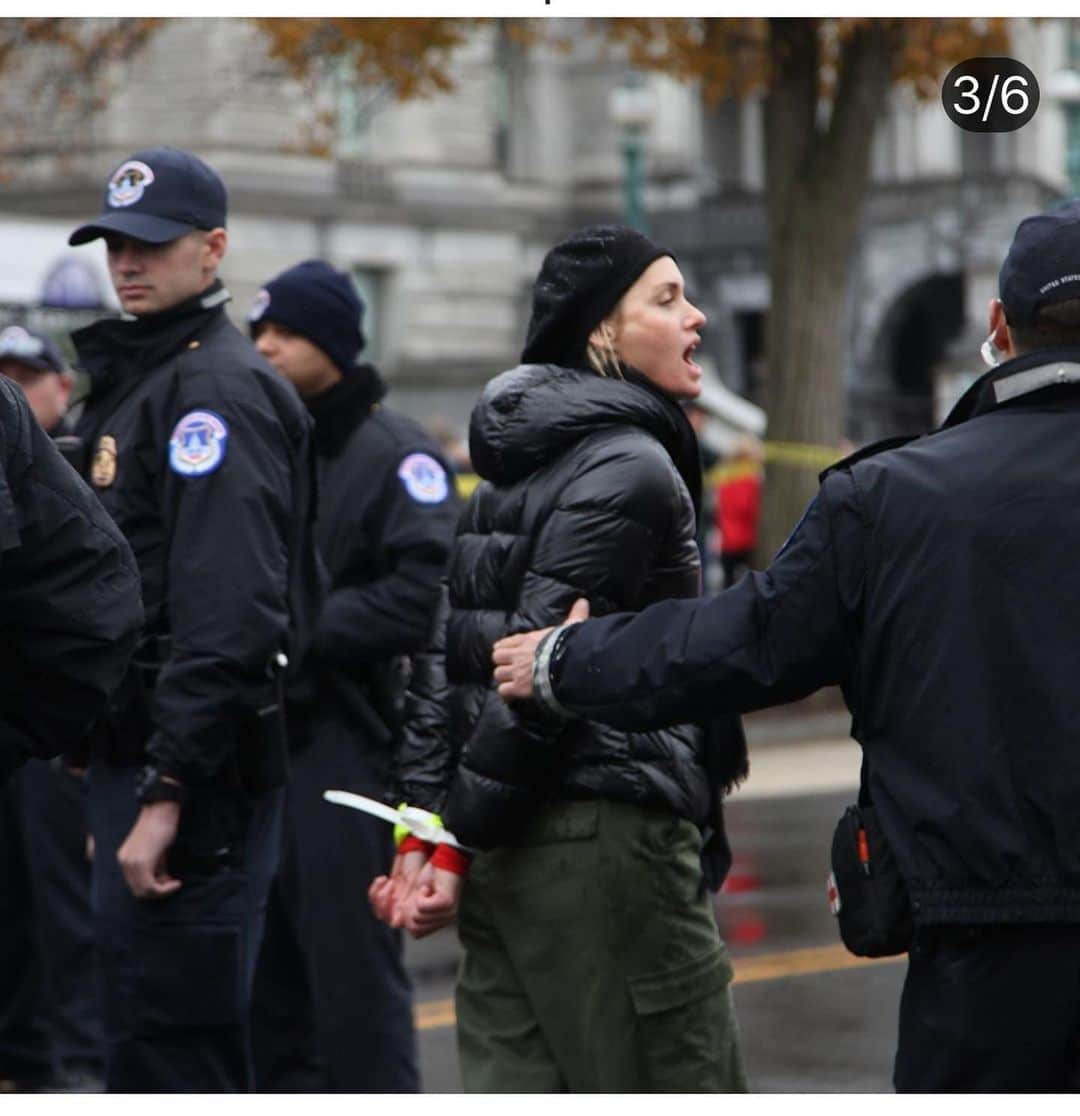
200, 228, 228, 275
987, 298, 1014, 359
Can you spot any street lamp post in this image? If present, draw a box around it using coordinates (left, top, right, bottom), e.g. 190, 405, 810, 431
609, 74, 655, 233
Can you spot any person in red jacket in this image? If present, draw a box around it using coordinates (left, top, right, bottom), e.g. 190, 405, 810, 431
716, 437, 763, 587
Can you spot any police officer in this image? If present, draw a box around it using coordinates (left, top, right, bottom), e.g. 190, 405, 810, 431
0, 372, 141, 776
0, 326, 105, 1092
0, 326, 74, 438
494, 201, 1080, 1092
247, 260, 457, 1092
0, 360, 140, 1093
67, 147, 321, 1093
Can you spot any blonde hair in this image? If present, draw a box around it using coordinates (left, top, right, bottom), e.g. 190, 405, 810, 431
585, 317, 624, 379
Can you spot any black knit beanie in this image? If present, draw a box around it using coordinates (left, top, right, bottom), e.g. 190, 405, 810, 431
249, 259, 366, 375
520, 224, 670, 368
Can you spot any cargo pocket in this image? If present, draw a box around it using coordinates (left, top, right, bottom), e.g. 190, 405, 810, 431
628, 945, 746, 1092
133, 870, 248, 1032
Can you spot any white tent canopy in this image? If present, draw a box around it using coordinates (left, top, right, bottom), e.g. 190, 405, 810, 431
0, 217, 115, 309
692, 359, 767, 457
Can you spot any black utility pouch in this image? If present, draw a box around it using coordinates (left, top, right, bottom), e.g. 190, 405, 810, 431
828, 765, 913, 958
235, 697, 289, 795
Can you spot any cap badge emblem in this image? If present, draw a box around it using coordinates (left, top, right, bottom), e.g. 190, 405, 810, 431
91, 435, 118, 488
107, 160, 156, 208
248, 289, 270, 322
0, 325, 43, 360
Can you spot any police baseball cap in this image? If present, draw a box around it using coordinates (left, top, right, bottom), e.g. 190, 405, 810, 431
68, 147, 227, 247
0, 324, 66, 374
1000, 200, 1080, 326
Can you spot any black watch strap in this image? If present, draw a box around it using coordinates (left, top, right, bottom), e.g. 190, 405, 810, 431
135, 765, 187, 806
532, 624, 576, 719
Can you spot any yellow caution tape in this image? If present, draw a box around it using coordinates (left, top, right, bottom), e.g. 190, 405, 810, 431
452, 440, 841, 499
761, 441, 845, 470
453, 471, 481, 500
706, 460, 761, 486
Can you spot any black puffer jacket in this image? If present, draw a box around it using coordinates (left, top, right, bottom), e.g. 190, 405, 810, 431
398, 363, 734, 850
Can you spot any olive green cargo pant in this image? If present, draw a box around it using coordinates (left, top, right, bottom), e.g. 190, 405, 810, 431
455, 799, 748, 1092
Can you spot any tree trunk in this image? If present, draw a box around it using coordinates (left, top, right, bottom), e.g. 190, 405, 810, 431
759, 19, 896, 559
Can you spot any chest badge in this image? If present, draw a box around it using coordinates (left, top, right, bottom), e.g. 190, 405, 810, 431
168, 410, 228, 477
91, 435, 118, 488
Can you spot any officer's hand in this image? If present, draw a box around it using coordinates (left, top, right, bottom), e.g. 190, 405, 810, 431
400, 862, 463, 940
117, 803, 182, 900
369, 849, 426, 925
492, 598, 590, 701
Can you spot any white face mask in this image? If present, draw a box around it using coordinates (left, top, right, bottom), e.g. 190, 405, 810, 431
980, 334, 1004, 368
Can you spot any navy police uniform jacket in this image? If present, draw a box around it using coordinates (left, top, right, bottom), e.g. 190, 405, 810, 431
293, 366, 458, 745
71, 283, 321, 785
0, 376, 142, 781
543, 347, 1080, 925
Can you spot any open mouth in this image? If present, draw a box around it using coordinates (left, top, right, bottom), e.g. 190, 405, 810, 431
683, 339, 701, 372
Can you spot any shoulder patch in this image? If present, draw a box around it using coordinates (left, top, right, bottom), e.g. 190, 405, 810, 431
398, 452, 448, 505
168, 410, 229, 477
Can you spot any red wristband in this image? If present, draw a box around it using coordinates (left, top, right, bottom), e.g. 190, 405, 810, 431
430, 842, 471, 877
397, 836, 434, 857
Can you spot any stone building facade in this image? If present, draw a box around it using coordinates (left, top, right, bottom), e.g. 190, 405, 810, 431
0, 18, 1071, 439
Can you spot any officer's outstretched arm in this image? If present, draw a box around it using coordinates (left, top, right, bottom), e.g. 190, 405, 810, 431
512, 476, 864, 730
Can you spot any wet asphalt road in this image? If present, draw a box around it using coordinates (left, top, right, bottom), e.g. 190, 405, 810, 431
405, 765, 909, 1093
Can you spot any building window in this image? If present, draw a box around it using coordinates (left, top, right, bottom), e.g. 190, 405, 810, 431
1065, 22, 1080, 194
351, 267, 384, 364
1069, 20, 1080, 69
493, 28, 512, 172
734, 309, 766, 402
960, 129, 995, 176
704, 98, 743, 191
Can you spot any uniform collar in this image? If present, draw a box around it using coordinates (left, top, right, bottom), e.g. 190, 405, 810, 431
72, 281, 230, 392
942, 345, 1080, 428
304, 364, 387, 460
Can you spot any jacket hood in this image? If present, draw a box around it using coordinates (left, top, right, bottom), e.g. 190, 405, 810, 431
469, 363, 701, 509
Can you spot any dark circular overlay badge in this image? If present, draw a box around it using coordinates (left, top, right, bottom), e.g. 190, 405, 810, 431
942, 57, 1040, 133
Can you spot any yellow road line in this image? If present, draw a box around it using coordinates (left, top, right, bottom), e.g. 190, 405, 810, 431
732, 942, 902, 985
415, 999, 458, 1030
413, 942, 903, 1031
